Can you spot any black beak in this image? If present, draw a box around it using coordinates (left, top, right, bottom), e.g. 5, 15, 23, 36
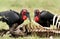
26, 12, 31, 22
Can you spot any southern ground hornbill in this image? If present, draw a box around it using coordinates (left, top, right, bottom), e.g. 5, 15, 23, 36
34, 9, 60, 28
0, 9, 31, 36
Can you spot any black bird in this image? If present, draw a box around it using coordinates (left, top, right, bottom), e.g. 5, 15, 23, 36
34, 9, 59, 27
0, 9, 31, 35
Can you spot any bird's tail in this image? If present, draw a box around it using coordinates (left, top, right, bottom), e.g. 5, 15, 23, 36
0, 13, 6, 21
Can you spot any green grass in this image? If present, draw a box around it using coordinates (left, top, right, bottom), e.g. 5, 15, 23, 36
0, 0, 60, 39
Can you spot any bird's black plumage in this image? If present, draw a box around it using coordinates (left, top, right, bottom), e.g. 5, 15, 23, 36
34, 10, 55, 27
0, 9, 31, 36
0, 10, 24, 27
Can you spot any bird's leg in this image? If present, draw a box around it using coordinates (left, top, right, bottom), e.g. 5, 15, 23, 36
10, 23, 18, 31
9, 23, 19, 37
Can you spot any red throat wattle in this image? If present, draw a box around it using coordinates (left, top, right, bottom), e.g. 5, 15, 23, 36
34, 16, 39, 22
22, 9, 27, 20
22, 15, 27, 20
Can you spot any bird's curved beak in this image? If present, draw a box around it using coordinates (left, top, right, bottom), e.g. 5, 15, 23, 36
26, 12, 31, 22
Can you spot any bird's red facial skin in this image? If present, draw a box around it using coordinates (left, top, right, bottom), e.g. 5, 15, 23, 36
22, 11, 26, 15
22, 9, 27, 15
21, 9, 27, 20
22, 15, 27, 20
34, 16, 39, 22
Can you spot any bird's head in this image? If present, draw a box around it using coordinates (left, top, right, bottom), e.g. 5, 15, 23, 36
34, 9, 40, 22
20, 9, 31, 21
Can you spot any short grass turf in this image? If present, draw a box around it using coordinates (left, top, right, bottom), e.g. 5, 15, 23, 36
0, 0, 60, 39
